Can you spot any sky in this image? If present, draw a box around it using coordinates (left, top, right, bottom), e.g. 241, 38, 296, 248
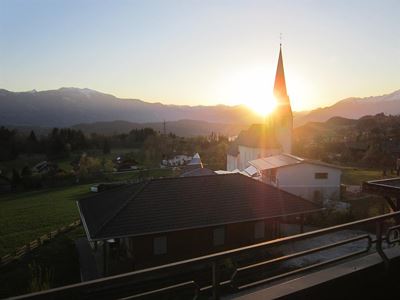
0, 0, 399, 112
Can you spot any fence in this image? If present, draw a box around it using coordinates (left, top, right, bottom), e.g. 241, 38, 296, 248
0, 220, 81, 267
10, 211, 400, 300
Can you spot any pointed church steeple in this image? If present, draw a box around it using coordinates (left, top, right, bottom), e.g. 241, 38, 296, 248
273, 45, 288, 100
272, 44, 293, 154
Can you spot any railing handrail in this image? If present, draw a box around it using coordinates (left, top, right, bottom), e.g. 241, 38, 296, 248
10, 210, 400, 300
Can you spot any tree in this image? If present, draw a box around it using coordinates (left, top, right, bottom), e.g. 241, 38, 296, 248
21, 166, 32, 177
103, 159, 114, 172
11, 168, 21, 189
28, 130, 37, 143
103, 139, 111, 154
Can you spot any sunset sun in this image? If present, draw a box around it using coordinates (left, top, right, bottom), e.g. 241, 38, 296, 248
217, 66, 279, 116
247, 95, 277, 116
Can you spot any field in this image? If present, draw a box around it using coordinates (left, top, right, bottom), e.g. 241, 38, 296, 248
0, 165, 175, 258
0, 227, 83, 298
0, 165, 175, 298
341, 168, 393, 185
0, 184, 91, 257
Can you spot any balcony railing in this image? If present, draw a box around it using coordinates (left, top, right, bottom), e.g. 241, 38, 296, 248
11, 211, 400, 300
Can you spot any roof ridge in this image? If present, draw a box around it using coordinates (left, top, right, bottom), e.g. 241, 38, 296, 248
149, 172, 236, 182
94, 181, 150, 237
302, 158, 342, 169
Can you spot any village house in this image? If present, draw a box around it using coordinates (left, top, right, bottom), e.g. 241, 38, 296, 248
77, 174, 321, 276
179, 153, 216, 177
250, 153, 342, 203
161, 154, 192, 167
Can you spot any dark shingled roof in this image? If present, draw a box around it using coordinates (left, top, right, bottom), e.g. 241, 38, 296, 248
180, 167, 216, 177
78, 174, 321, 241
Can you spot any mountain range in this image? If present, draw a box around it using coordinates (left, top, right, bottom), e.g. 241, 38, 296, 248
1, 87, 399, 136
294, 89, 400, 126
0, 88, 262, 127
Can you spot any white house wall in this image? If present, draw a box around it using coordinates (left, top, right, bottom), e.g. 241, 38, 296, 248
276, 163, 341, 202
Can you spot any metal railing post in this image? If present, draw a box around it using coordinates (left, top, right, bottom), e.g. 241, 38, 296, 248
212, 260, 220, 300
376, 221, 389, 269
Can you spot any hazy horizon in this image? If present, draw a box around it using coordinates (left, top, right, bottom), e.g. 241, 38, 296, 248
1, 0, 399, 112
2, 86, 400, 114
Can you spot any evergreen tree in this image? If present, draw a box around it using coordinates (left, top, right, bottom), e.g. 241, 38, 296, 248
28, 130, 37, 143
103, 139, 111, 154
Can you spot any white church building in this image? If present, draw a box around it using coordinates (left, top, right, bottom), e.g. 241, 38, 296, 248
227, 45, 293, 171
226, 45, 343, 203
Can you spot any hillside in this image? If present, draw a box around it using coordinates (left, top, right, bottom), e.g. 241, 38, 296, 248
293, 116, 357, 142
72, 119, 247, 137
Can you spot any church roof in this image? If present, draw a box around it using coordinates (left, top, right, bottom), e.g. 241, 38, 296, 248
234, 123, 280, 150
273, 45, 288, 99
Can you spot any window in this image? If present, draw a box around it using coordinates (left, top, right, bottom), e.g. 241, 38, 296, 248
153, 236, 167, 255
213, 227, 225, 246
254, 221, 265, 239
315, 172, 328, 179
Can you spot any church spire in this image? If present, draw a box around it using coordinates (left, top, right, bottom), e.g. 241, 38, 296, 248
272, 44, 293, 154
273, 45, 288, 99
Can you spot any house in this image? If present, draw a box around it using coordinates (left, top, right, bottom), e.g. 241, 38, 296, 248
161, 154, 192, 167
227, 45, 293, 171
32, 161, 57, 174
250, 153, 342, 203
180, 153, 216, 177
182, 153, 211, 175
115, 156, 139, 171
179, 152, 216, 177
77, 174, 321, 276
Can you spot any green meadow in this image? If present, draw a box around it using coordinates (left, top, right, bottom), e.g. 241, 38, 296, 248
0, 184, 91, 257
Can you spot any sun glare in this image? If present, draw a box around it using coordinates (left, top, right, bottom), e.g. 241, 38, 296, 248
247, 95, 277, 116
217, 67, 277, 116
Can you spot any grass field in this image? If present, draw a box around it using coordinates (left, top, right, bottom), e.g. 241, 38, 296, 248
0, 227, 83, 298
341, 168, 393, 185
0, 148, 139, 175
0, 184, 91, 257
0, 167, 174, 257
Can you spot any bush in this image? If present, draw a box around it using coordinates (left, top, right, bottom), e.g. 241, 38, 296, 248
21, 174, 43, 190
